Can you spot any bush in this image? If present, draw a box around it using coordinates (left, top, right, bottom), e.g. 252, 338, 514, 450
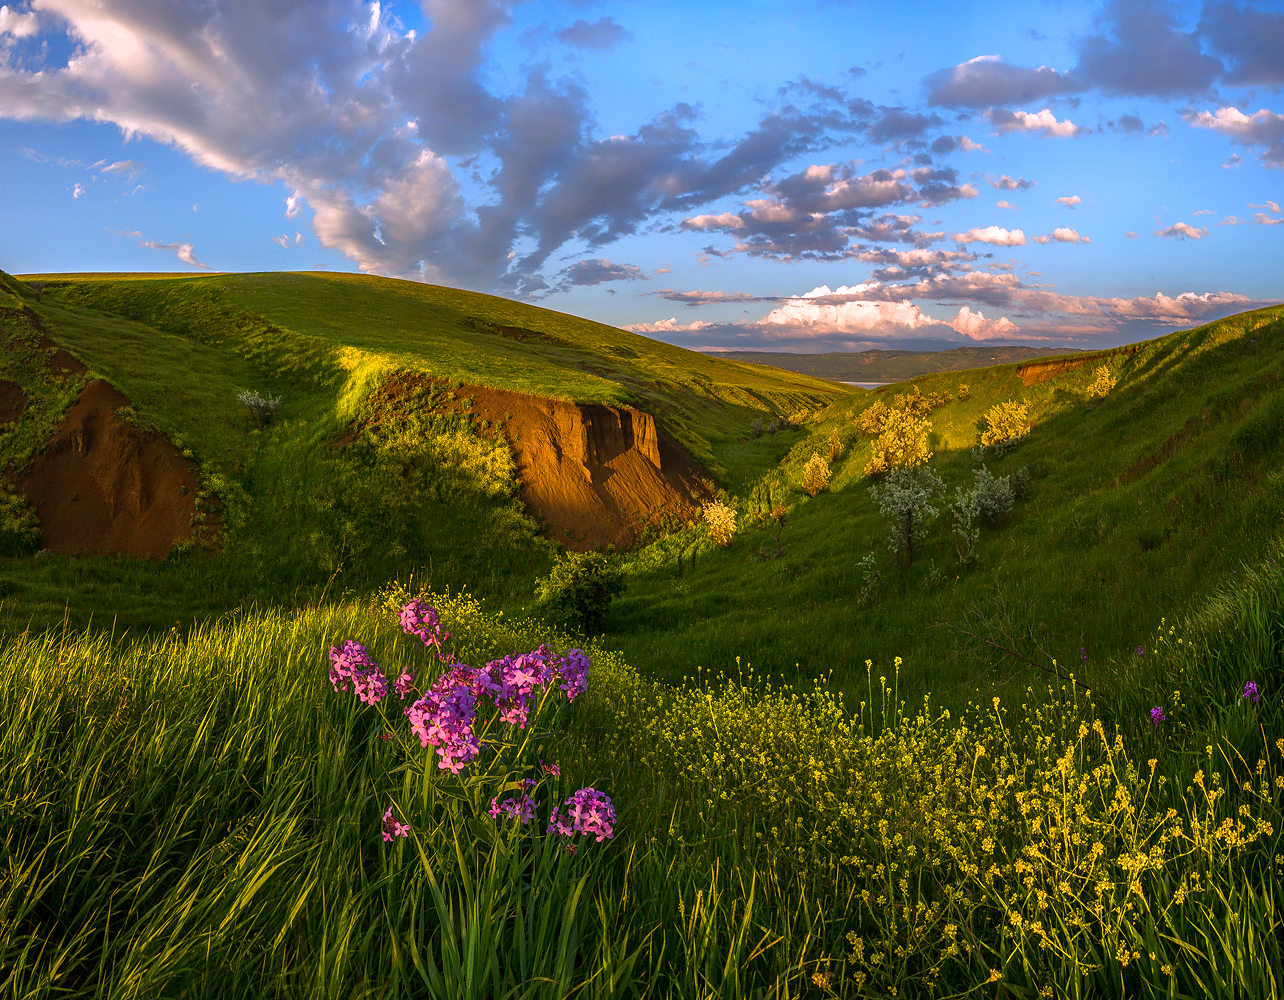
957, 382, 970, 400
869, 464, 945, 568
237, 389, 282, 427
702, 500, 737, 546
801, 452, 831, 496
979, 399, 1030, 450
865, 408, 933, 476
533, 550, 625, 634
749, 417, 764, 438
950, 466, 1017, 564
0, 485, 39, 556
826, 430, 843, 463
1088, 364, 1118, 398
855, 400, 889, 436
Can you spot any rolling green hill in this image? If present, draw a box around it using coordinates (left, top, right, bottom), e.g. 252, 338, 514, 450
1, 270, 844, 632
718, 344, 1083, 383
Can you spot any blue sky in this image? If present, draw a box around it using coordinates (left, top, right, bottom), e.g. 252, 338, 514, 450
1, 0, 1281, 351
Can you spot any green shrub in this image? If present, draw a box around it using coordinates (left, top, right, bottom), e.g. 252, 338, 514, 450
0, 485, 39, 557
979, 399, 1030, 451
869, 464, 945, 569
534, 550, 626, 634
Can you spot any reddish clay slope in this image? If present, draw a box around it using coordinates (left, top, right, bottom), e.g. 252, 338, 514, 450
16, 380, 205, 559
464, 384, 708, 549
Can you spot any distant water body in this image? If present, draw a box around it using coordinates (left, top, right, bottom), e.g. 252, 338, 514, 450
840, 381, 892, 389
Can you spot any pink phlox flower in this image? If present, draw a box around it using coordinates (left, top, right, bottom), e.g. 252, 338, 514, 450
488, 793, 535, 824
1243, 680, 1261, 704
540, 759, 560, 777
394, 671, 416, 698
328, 640, 389, 704
479, 650, 554, 729
548, 787, 615, 842
399, 599, 452, 660
406, 663, 482, 772
382, 806, 410, 842
1150, 706, 1167, 725
554, 649, 590, 701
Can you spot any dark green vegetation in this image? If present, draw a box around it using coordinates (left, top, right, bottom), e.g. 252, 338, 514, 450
720, 344, 1081, 383
1, 270, 841, 634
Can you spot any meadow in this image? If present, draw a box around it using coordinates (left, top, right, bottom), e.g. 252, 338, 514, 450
3, 270, 1284, 996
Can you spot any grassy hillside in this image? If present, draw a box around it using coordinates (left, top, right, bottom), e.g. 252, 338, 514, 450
609, 305, 1284, 715
1, 270, 843, 633
720, 344, 1082, 383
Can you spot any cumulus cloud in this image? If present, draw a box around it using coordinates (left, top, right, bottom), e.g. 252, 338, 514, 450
1255, 213, 1283, 226
950, 305, 1019, 339
759, 284, 940, 335
987, 108, 1084, 137
562, 257, 647, 286
923, 55, 1080, 109
625, 317, 716, 334
681, 212, 744, 232
1154, 222, 1209, 239
953, 225, 1027, 246
996, 200, 1015, 209
1056, 195, 1082, 208
1186, 107, 1284, 167
0, 4, 39, 38
1126, 231, 1139, 238
555, 17, 631, 51
988, 174, 1035, 191
1033, 227, 1090, 243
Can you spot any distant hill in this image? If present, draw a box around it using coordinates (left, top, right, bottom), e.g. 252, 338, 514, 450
712, 345, 1083, 383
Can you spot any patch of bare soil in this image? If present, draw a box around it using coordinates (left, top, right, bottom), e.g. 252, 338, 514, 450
14, 380, 208, 559
352, 375, 711, 550
36, 334, 87, 378
0, 379, 24, 424
1016, 356, 1092, 386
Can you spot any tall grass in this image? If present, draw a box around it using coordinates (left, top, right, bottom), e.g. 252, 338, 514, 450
4, 574, 1282, 997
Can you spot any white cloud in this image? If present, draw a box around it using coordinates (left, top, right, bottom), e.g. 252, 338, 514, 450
1250, 201, 1282, 214
953, 225, 1027, 246
71, 182, 83, 199
0, 4, 39, 37
996, 200, 1015, 209
958, 135, 989, 153
273, 231, 305, 247
950, 305, 1018, 340
1125, 230, 1139, 238
625, 317, 716, 333
987, 174, 1035, 190
1055, 195, 1082, 208
1255, 214, 1283, 226
1186, 107, 1284, 166
760, 284, 938, 334
681, 212, 744, 232
1154, 222, 1209, 240
285, 191, 302, 219
1033, 227, 1089, 244
123, 230, 213, 270
988, 108, 1083, 137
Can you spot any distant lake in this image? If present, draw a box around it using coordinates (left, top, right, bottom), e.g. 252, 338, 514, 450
840, 381, 893, 389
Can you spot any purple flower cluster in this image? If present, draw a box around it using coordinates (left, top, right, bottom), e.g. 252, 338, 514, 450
400, 599, 452, 659
1243, 680, 1261, 704
405, 663, 482, 773
394, 671, 416, 698
489, 793, 536, 824
382, 806, 410, 842
548, 788, 616, 842
329, 640, 389, 705
1151, 706, 1167, 725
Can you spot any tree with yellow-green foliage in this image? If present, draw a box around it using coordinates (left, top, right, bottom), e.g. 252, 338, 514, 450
865, 407, 933, 476
855, 400, 889, 436
980, 400, 1030, 450
802, 452, 831, 496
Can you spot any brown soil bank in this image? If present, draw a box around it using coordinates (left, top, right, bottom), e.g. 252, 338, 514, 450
363, 376, 710, 550
15, 380, 206, 559
0, 379, 24, 424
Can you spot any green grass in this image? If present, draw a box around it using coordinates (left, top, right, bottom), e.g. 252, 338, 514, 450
719, 344, 1083, 383
2, 569, 1280, 998
1, 270, 843, 635
609, 306, 1284, 718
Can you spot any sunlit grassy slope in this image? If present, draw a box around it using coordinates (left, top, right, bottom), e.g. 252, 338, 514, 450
610, 304, 1284, 711
2, 270, 843, 633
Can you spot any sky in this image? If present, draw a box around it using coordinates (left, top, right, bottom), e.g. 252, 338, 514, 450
0, 0, 1281, 353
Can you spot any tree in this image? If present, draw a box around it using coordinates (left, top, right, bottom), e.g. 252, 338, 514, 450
865, 408, 933, 476
869, 464, 945, 569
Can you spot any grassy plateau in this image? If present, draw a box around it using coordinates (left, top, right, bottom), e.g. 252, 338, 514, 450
2, 268, 1283, 998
